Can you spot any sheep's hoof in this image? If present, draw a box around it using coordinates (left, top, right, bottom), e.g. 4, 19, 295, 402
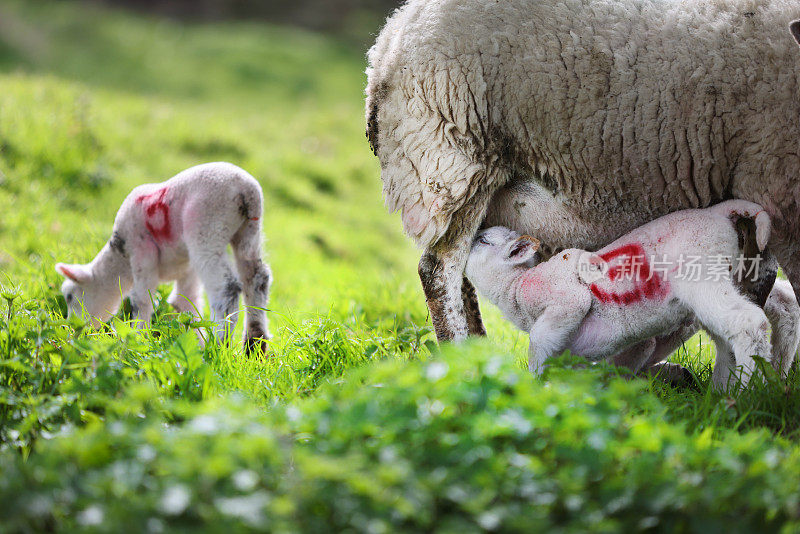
244, 337, 269, 356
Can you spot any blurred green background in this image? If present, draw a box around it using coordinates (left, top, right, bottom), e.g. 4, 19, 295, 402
0, 0, 531, 408
85, 0, 402, 39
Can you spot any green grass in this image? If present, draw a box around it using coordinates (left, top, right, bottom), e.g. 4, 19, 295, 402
6, 346, 800, 532
1, 1, 799, 531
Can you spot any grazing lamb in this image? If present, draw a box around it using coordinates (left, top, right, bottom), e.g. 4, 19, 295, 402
56, 162, 273, 354
366, 0, 800, 344
465, 200, 787, 390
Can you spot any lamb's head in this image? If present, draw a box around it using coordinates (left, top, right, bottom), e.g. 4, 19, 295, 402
466, 227, 541, 295
56, 262, 120, 326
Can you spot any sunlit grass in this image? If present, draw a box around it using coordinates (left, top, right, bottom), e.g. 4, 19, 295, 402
1, 1, 799, 530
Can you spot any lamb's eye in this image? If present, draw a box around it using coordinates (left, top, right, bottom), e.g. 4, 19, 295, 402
476, 235, 490, 245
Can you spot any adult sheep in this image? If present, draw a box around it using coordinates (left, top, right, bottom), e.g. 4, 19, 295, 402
365, 0, 800, 342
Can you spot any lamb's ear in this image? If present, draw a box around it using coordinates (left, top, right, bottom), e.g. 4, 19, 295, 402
790, 20, 800, 46
55, 263, 91, 283
506, 235, 541, 265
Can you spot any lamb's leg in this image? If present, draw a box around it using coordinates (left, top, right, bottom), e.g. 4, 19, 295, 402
231, 219, 272, 355
167, 270, 208, 346
461, 277, 486, 336
528, 306, 587, 375
643, 321, 699, 367
128, 254, 158, 329
610, 339, 656, 373
708, 332, 736, 390
609, 319, 697, 383
190, 250, 242, 342
680, 285, 771, 390
773, 240, 800, 306
611, 336, 694, 386
764, 280, 800, 378
636, 322, 699, 385
168, 270, 203, 317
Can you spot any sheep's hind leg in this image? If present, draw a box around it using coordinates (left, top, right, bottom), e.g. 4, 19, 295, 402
190, 250, 242, 343
611, 339, 657, 375
680, 285, 771, 390
420, 239, 486, 342
231, 219, 272, 355
167, 270, 209, 346
708, 332, 736, 391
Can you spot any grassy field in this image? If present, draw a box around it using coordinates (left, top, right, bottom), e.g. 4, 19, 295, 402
2, 1, 800, 531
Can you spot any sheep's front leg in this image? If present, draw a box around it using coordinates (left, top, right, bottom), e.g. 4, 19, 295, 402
419, 250, 471, 342
129, 254, 159, 329
418, 200, 491, 342
528, 306, 587, 375
462, 277, 486, 336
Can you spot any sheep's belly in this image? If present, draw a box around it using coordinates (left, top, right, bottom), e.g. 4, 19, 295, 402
567, 301, 688, 362
484, 179, 662, 255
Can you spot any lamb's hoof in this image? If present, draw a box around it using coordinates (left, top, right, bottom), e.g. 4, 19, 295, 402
638, 362, 694, 389
668, 366, 697, 389
244, 337, 269, 356
651, 363, 697, 390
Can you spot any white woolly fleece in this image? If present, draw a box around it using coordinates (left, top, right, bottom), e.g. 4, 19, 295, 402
366, 0, 800, 266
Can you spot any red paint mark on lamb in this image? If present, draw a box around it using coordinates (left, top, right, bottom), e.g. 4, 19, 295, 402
519, 271, 549, 302
590, 243, 669, 305
136, 188, 172, 242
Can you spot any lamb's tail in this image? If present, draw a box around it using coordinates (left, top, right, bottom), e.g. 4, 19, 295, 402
709, 200, 771, 251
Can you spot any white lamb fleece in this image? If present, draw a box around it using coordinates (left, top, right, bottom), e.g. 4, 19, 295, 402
765, 279, 800, 377
466, 200, 788, 391
56, 162, 273, 354
366, 0, 800, 342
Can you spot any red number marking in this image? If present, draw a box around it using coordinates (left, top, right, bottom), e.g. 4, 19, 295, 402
136, 188, 172, 242
590, 243, 669, 305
